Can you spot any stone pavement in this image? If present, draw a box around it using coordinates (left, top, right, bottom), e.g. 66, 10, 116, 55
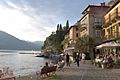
56, 61, 120, 80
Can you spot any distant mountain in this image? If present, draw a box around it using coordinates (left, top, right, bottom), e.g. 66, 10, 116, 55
33, 41, 44, 46
0, 31, 43, 50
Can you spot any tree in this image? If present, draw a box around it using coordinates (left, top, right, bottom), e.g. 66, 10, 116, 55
66, 20, 69, 30
61, 37, 69, 49
42, 20, 71, 53
43, 24, 65, 52
59, 24, 62, 31
75, 34, 94, 52
57, 24, 59, 31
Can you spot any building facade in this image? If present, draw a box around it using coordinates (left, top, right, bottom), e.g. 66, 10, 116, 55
63, 1, 120, 58
64, 23, 79, 55
103, 1, 120, 41
99, 1, 120, 54
78, 3, 109, 59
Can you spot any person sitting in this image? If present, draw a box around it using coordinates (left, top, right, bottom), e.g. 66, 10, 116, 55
49, 61, 54, 67
57, 59, 65, 71
41, 62, 49, 77
107, 56, 114, 68
101, 55, 108, 69
43, 62, 49, 69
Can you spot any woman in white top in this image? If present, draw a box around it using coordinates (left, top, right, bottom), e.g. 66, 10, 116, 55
81, 53, 86, 63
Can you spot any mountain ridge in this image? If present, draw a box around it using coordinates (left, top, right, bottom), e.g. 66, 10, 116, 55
0, 31, 43, 50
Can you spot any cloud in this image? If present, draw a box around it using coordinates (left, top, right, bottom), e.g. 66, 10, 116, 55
0, 0, 60, 41
0, 0, 111, 41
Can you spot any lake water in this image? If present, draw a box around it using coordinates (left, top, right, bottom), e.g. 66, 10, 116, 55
0, 50, 50, 77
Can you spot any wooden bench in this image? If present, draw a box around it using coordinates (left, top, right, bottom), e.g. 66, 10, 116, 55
0, 76, 16, 80
36, 66, 57, 78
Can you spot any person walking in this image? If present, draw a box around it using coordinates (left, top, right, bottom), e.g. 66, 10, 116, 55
66, 53, 70, 67
76, 53, 80, 67
82, 53, 86, 64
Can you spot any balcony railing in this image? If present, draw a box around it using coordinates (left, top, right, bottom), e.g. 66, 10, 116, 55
103, 35, 114, 41
105, 17, 110, 24
103, 32, 120, 41
103, 12, 120, 28
93, 22, 102, 29
103, 17, 112, 28
111, 12, 120, 21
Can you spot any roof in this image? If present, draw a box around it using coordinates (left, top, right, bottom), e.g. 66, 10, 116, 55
64, 24, 78, 36
82, 5, 109, 14
78, 13, 87, 22
79, 4, 109, 22
104, 1, 120, 16
68, 24, 78, 32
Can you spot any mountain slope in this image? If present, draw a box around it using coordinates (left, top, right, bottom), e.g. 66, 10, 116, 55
33, 41, 43, 46
0, 31, 43, 50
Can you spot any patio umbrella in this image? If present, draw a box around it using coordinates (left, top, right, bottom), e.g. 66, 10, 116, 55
103, 42, 120, 47
96, 44, 103, 49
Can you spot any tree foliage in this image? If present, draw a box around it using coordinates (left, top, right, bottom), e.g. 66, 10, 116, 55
42, 20, 70, 52
75, 34, 94, 52
61, 37, 69, 49
66, 20, 69, 30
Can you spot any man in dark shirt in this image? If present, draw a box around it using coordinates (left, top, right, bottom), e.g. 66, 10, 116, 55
66, 53, 70, 66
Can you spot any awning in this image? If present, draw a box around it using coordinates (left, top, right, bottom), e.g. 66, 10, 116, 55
96, 42, 120, 49
65, 47, 75, 51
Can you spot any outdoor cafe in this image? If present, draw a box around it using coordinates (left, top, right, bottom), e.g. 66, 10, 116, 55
96, 42, 120, 54
94, 42, 120, 69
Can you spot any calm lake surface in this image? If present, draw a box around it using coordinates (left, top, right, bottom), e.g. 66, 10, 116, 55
0, 50, 49, 77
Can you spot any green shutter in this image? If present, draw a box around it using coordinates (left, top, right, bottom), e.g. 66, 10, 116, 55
116, 7, 118, 17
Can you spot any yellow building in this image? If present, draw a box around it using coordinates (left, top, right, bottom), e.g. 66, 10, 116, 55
100, 1, 120, 54
103, 1, 120, 41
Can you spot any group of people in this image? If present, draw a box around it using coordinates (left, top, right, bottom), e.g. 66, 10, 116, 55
65, 52, 86, 67
43, 59, 65, 71
95, 53, 120, 68
43, 52, 86, 72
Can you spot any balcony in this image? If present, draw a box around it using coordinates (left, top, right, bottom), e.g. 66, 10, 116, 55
103, 22, 109, 28
93, 22, 102, 29
103, 12, 120, 28
111, 12, 120, 23
103, 17, 112, 28
80, 24, 87, 31
103, 32, 120, 41
103, 35, 114, 41
103, 17, 113, 28
103, 35, 108, 41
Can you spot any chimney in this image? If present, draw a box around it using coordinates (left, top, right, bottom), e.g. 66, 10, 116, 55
101, 2, 105, 6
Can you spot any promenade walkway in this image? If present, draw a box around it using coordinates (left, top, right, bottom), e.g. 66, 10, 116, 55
56, 61, 120, 80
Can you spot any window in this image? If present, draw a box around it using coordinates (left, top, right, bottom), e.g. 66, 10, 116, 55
96, 30, 101, 37
94, 18, 102, 22
76, 33, 78, 37
116, 7, 118, 17
112, 26, 115, 38
109, 14, 111, 22
107, 28, 111, 38
102, 29, 105, 37
76, 27, 78, 31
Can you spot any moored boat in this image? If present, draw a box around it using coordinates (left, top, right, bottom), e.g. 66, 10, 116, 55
35, 53, 44, 57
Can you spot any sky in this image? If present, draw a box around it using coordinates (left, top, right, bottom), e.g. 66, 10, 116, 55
0, 0, 111, 42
